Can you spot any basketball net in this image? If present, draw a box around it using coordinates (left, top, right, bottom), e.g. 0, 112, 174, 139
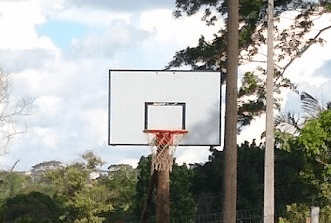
144, 129, 188, 173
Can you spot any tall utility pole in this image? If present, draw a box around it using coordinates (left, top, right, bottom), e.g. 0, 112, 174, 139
264, 0, 274, 221
223, 0, 239, 221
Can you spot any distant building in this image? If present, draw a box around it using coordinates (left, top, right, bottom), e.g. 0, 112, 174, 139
89, 170, 109, 180
108, 164, 133, 172
31, 160, 66, 182
31, 160, 66, 172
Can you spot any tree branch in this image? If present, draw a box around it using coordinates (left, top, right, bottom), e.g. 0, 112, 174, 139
10, 159, 20, 172
280, 25, 331, 76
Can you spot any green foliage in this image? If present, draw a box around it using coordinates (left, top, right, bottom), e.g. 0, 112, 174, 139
188, 141, 306, 219
169, 0, 331, 129
170, 162, 196, 219
237, 141, 264, 210
189, 142, 265, 212
46, 166, 113, 222
190, 141, 265, 212
276, 107, 331, 221
132, 156, 196, 222
0, 151, 141, 222
1, 191, 66, 223
326, 2, 331, 11
275, 148, 309, 217
278, 203, 310, 223
0, 171, 56, 204
297, 111, 331, 205
99, 165, 138, 222
132, 156, 154, 222
238, 72, 260, 97
166, 35, 226, 71
279, 204, 331, 223
2, 143, 324, 222
190, 148, 224, 213
81, 150, 105, 170
299, 110, 331, 159
0, 172, 28, 200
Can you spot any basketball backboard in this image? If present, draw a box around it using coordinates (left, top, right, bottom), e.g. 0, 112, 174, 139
108, 70, 222, 146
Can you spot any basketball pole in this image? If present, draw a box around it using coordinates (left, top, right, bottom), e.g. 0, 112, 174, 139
156, 168, 170, 223
223, 0, 239, 221
140, 147, 171, 223
140, 151, 170, 223
155, 145, 170, 223
143, 130, 187, 223
264, 0, 275, 221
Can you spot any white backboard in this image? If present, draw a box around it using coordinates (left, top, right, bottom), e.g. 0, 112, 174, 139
108, 70, 222, 146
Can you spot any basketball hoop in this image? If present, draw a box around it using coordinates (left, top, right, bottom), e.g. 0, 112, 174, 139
143, 129, 188, 173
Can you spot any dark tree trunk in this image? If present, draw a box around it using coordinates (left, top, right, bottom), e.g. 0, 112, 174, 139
156, 169, 170, 223
223, 0, 239, 221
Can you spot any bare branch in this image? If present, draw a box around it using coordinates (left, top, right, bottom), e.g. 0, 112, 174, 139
0, 69, 33, 155
10, 159, 20, 172
279, 25, 331, 76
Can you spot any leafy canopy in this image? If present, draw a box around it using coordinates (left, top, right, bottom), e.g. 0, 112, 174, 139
168, 0, 331, 128
276, 95, 331, 221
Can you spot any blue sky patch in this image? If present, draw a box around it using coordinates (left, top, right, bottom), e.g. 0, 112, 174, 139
37, 20, 88, 50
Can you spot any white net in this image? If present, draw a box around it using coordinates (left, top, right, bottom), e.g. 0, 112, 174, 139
144, 130, 187, 173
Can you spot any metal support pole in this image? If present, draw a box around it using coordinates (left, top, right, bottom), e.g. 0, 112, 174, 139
264, 0, 274, 221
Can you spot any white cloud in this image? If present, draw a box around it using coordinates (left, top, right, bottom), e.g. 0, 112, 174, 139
235, 11, 331, 146
0, 1, 248, 170
54, 7, 132, 26
68, 0, 175, 11
68, 20, 150, 59
39, 0, 66, 19
238, 115, 266, 145
281, 13, 331, 82
139, 9, 221, 46
176, 147, 211, 165
82, 109, 108, 144
0, 49, 58, 73
2, 0, 331, 172
0, 0, 58, 51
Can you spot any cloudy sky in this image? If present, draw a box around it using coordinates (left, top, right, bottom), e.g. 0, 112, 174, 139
0, 0, 331, 171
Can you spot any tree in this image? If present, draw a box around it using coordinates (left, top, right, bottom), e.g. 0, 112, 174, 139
237, 141, 264, 210
275, 93, 331, 221
0, 191, 66, 223
0, 151, 140, 223
0, 172, 30, 201
186, 141, 305, 219
45, 152, 113, 222
81, 150, 105, 170
168, 0, 331, 127
223, 0, 239, 221
45, 165, 113, 222
190, 149, 225, 214
133, 156, 155, 222
32, 161, 64, 172
132, 156, 196, 222
99, 164, 138, 222
169, 162, 196, 220
190, 143, 264, 213
0, 69, 33, 155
